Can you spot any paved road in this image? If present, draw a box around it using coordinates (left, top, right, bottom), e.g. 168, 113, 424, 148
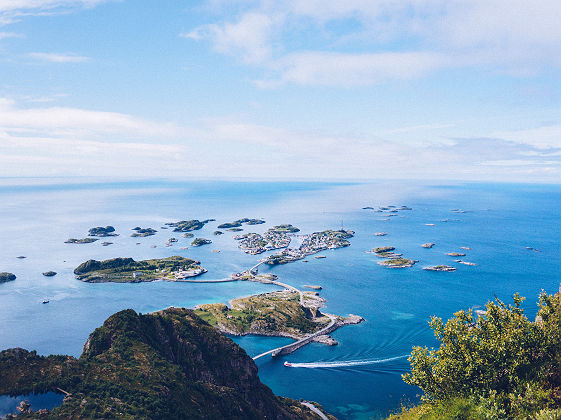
301, 402, 329, 420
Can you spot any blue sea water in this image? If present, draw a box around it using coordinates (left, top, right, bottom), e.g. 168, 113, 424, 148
0, 179, 559, 419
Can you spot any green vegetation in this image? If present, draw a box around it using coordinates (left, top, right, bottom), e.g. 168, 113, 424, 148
166, 219, 209, 232
213, 230, 223, 235
130, 227, 157, 237
378, 258, 415, 268
194, 291, 329, 338
217, 218, 265, 229
270, 224, 300, 233
191, 238, 212, 247
375, 246, 396, 253
391, 292, 561, 419
65, 238, 98, 244
88, 226, 117, 237
0, 308, 325, 419
0, 272, 16, 283
74, 256, 204, 283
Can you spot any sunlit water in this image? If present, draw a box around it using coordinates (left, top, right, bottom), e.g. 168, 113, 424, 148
0, 179, 559, 419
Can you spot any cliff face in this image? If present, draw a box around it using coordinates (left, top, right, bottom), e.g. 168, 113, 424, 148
0, 308, 327, 419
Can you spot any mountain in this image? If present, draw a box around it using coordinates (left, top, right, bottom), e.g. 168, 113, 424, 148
0, 308, 330, 419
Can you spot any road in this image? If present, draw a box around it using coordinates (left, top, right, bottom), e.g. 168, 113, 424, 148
252, 313, 337, 360
301, 402, 329, 420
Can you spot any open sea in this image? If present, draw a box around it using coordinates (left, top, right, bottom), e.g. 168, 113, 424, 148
0, 178, 560, 419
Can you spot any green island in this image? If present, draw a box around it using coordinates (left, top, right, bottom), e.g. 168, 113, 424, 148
217, 218, 265, 229
73, 256, 207, 283
130, 227, 157, 237
264, 229, 353, 265
42, 271, 57, 277
195, 291, 328, 338
378, 258, 416, 268
191, 238, 212, 247
390, 290, 561, 419
165, 219, 213, 232
0, 308, 330, 419
213, 230, 223, 235
372, 246, 402, 258
88, 226, 118, 237
182, 232, 194, 238
64, 238, 98, 244
0, 272, 16, 283
226, 227, 244, 232
194, 285, 362, 345
269, 224, 300, 233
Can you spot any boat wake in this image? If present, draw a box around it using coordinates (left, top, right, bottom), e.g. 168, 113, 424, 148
285, 355, 408, 368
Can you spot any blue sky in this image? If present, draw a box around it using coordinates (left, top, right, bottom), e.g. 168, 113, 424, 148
1, 0, 560, 181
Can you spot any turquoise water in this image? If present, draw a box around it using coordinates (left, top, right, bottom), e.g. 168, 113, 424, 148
0, 179, 559, 419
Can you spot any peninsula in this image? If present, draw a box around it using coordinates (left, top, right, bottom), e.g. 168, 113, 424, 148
74, 256, 207, 283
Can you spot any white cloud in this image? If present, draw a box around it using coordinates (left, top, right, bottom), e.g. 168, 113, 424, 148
185, 0, 561, 86
258, 51, 447, 87
28, 52, 91, 62
182, 12, 278, 64
0, 31, 23, 39
0, 0, 114, 25
492, 125, 561, 150
0, 98, 181, 139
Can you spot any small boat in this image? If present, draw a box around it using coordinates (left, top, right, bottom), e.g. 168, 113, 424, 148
42, 300, 49, 304
284, 361, 293, 367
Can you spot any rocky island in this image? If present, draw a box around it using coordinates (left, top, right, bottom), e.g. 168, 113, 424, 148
270, 224, 300, 233
0, 272, 16, 283
88, 226, 118, 237
64, 238, 98, 244
446, 252, 466, 257
74, 256, 207, 283
421, 243, 435, 248
378, 258, 416, 268
191, 238, 212, 247
165, 219, 213, 232
423, 265, 456, 271
42, 271, 57, 277
0, 309, 330, 419
217, 218, 265, 229
130, 227, 157, 237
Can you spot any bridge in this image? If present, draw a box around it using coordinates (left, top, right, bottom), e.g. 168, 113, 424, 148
252, 314, 337, 360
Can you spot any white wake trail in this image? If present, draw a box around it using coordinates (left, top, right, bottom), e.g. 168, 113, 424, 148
286, 355, 408, 368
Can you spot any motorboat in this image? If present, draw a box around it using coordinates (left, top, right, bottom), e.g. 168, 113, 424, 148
42, 300, 49, 304
284, 361, 292, 367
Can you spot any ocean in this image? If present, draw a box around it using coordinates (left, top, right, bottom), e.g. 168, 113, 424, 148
0, 179, 559, 419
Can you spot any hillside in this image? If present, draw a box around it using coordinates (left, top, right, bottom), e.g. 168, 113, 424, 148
0, 308, 331, 419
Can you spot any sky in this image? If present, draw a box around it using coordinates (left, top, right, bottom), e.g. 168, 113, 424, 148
1, 0, 561, 182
